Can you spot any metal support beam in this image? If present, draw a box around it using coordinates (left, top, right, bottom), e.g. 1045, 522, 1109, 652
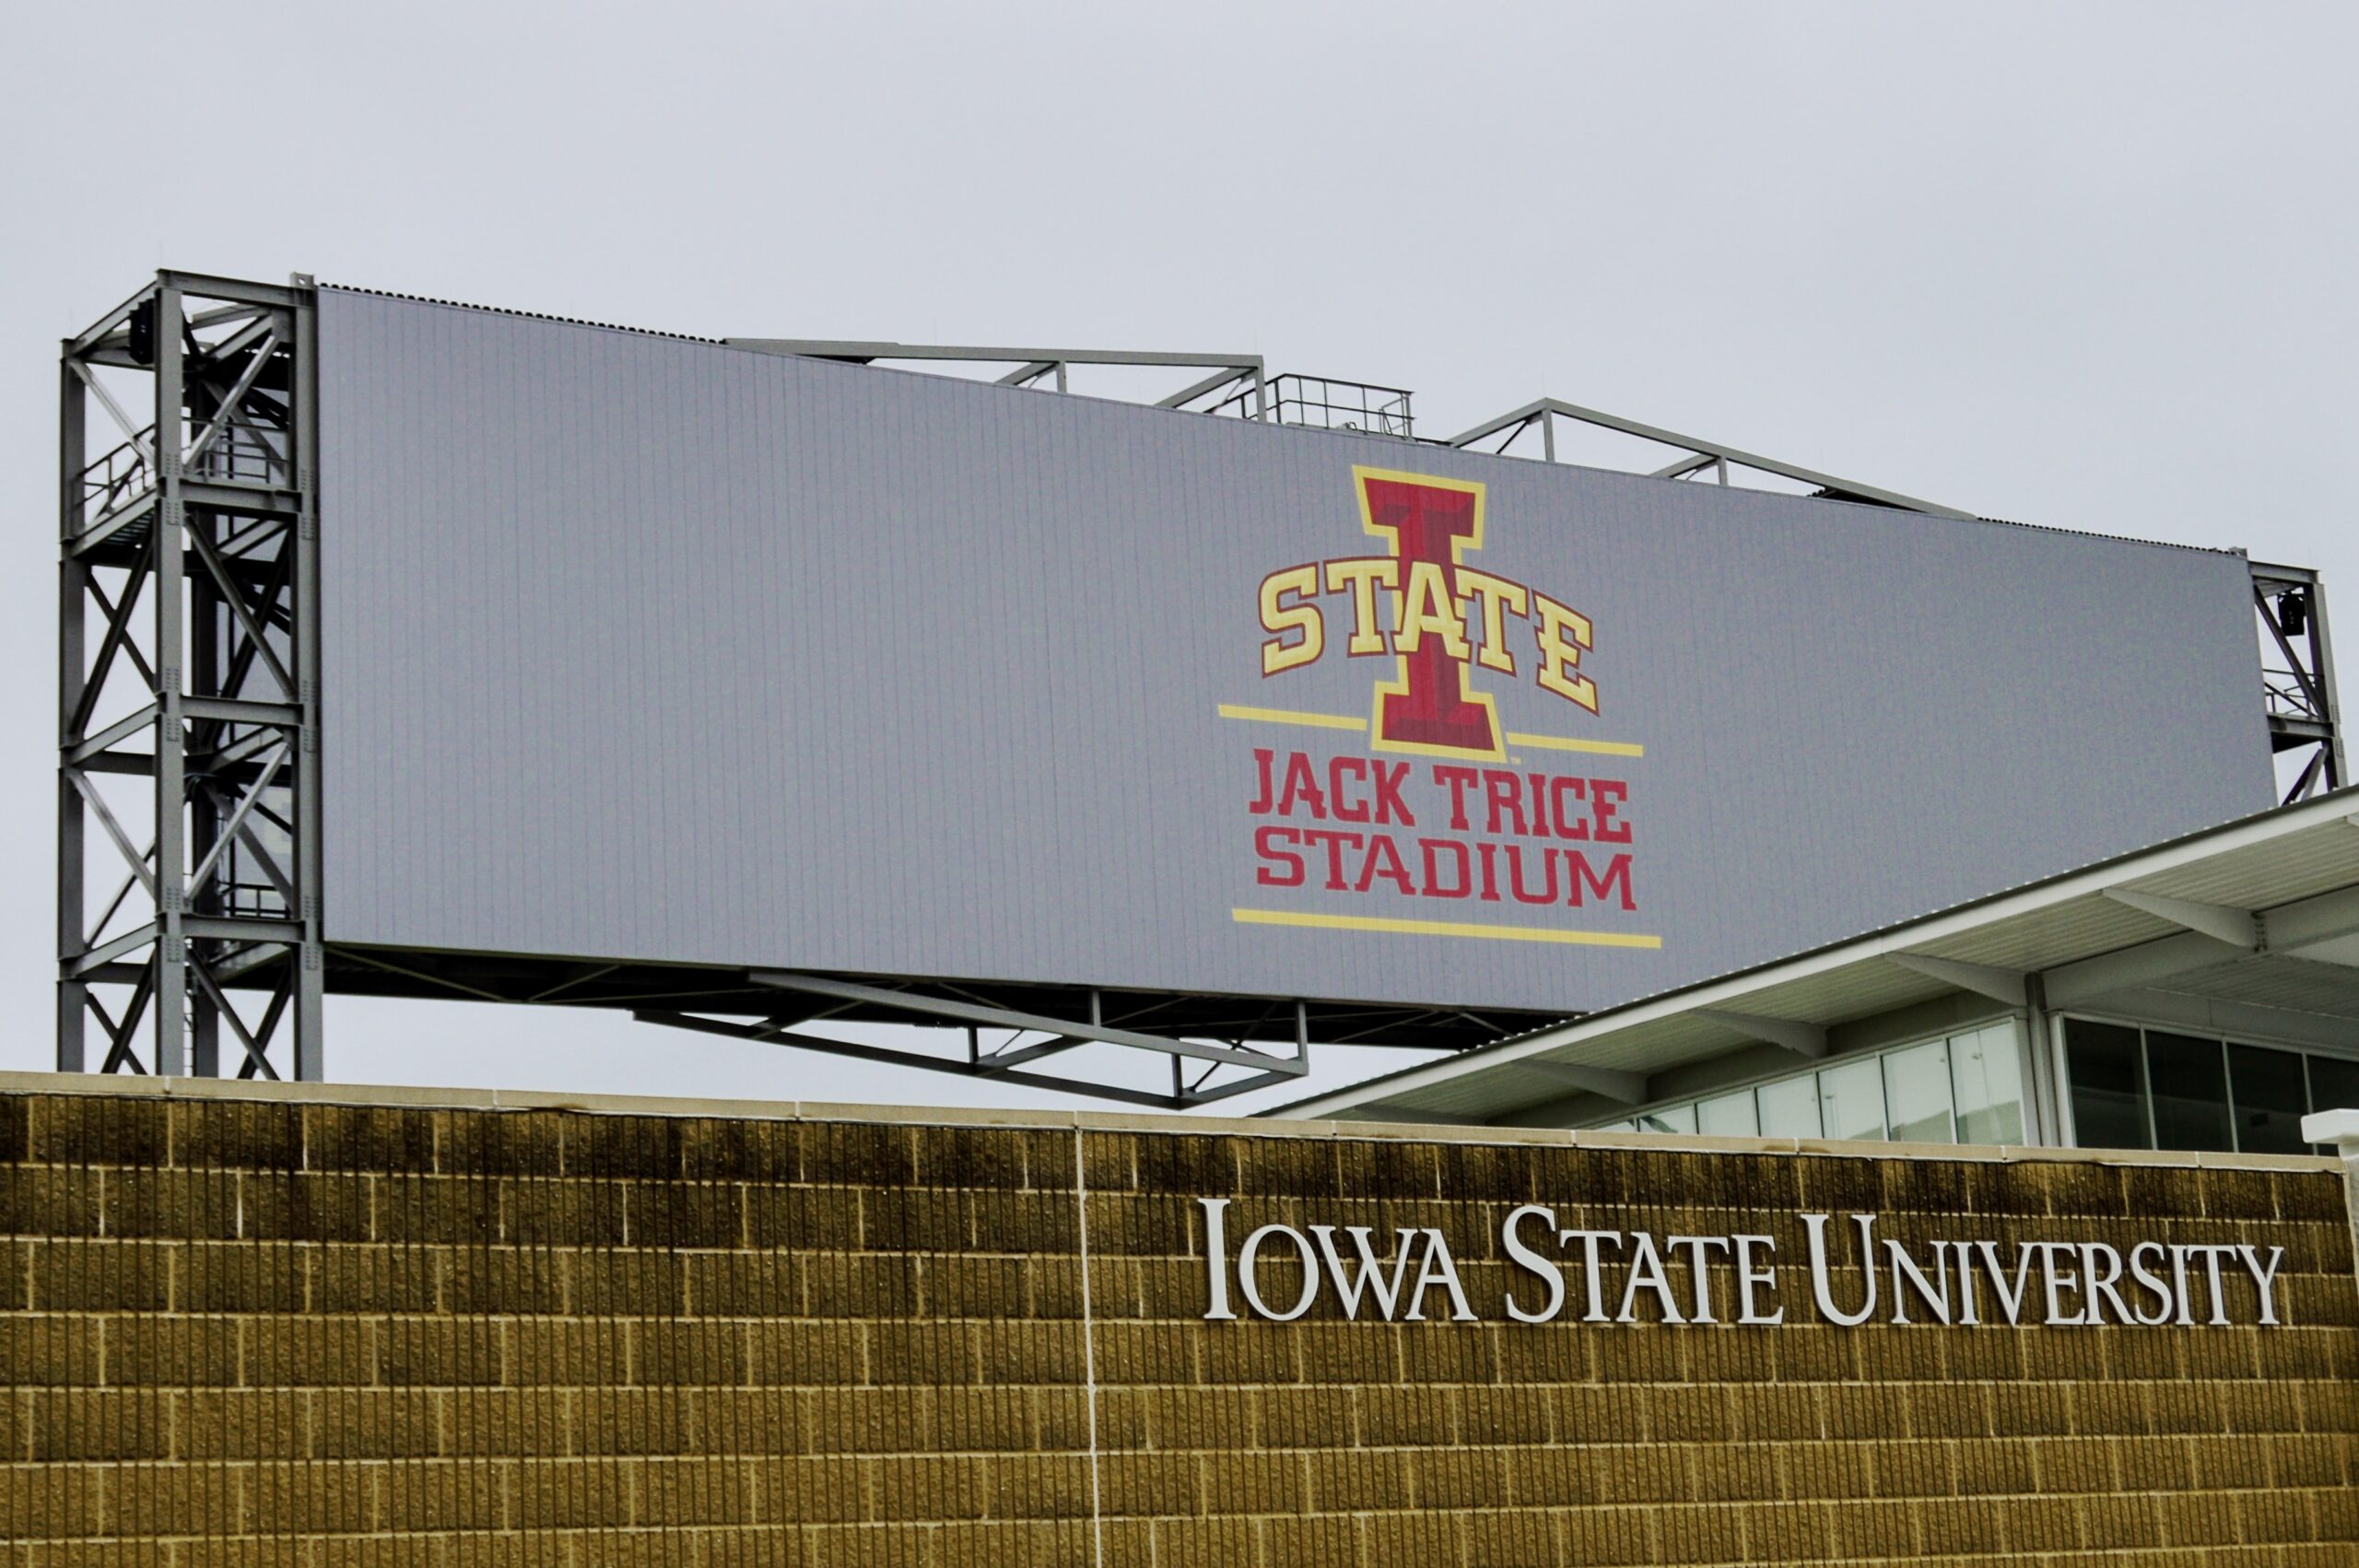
2040, 931, 2242, 1010
1693, 1008, 1830, 1060
2102, 888, 2261, 950
727, 339, 1269, 420
1886, 953, 2028, 1005
746, 970, 1307, 1075
1446, 397, 1975, 519
1517, 1059, 1648, 1103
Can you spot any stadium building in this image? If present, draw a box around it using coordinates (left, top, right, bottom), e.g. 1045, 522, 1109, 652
13, 270, 2357, 1564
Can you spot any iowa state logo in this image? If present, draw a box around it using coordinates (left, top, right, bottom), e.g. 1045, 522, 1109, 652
1255, 466, 1598, 758
1224, 466, 1657, 951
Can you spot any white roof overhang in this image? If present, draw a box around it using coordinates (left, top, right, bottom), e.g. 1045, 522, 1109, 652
1273, 789, 2359, 1126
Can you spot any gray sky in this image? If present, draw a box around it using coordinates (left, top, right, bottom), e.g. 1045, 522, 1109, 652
5, 3, 2354, 1112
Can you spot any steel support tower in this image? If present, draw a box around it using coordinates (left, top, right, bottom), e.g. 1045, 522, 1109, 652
58, 272, 323, 1080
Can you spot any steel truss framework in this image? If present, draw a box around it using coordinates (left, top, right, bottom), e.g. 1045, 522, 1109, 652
2253, 562, 2345, 803
58, 272, 323, 1081
53, 283, 2346, 1105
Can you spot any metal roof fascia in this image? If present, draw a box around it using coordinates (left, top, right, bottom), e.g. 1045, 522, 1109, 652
1272, 789, 2359, 1120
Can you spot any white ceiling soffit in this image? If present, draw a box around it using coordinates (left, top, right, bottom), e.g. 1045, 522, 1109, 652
1284, 790, 2359, 1125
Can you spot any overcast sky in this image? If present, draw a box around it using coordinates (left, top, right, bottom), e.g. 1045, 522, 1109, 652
4, 3, 2353, 1113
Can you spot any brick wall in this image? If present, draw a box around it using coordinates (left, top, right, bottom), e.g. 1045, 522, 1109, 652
0, 1077, 2353, 1566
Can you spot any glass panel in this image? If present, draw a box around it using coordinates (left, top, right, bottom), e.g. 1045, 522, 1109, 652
1696, 1090, 1759, 1137
1883, 1039, 1954, 1143
1636, 1104, 1696, 1134
1755, 1076, 1821, 1139
1951, 1023, 2026, 1145
2308, 1056, 2359, 1153
2228, 1045, 2308, 1155
1589, 1119, 1637, 1133
2146, 1032, 2233, 1153
2310, 1056, 2359, 1113
1817, 1058, 1886, 1142
2064, 1019, 2150, 1150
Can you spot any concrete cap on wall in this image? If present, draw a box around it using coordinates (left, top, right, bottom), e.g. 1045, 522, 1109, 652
2304, 1107, 2359, 1152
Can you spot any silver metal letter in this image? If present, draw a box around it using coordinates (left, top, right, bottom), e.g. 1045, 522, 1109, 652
1200, 1199, 1236, 1321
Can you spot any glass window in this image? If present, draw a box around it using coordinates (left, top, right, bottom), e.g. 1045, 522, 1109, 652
2147, 1032, 2233, 1153
1952, 1023, 2026, 1145
1756, 1075, 1821, 1138
2228, 1045, 2308, 1155
1696, 1089, 1759, 1137
2065, 1019, 2150, 1150
1636, 1104, 1696, 1134
1883, 1039, 1954, 1143
1817, 1057, 1886, 1142
2311, 1056, 2359, 1117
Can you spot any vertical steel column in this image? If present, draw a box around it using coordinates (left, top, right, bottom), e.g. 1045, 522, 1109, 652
188, 396, 220, 1081
2309, 579, 2345, 792
290, 279, 325, 1079
56, 356, 87, 1071
151, 283, 188, 1078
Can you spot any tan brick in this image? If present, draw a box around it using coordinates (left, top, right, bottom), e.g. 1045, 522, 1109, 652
751, 1456, 866, 1525
381, 1457, 506, 1531
103, 1167, 239, 1240
508, 1319, 631, 1387
244, 1315, 372, 1387
181, 1387, 306, 1459
438, 1108, 562, 1176
380, 1315, 504, 1387
1003, 1382, 1092, 1451
799, 1123, 915, 1188
182, 1240, 306, 1312
0, 1464, 100, 1541
636, 1318, 748, 1387
1559, 1503, 1657, 1565
0, 1167, 103, 1240
797, 1387, 937, 1454
698, 1387, 802, 1456
512, 1456, 634, 1529
307, 1242, 436, 1313
503, 1176, 626, 1247
374, 1174, 502, 1246
686, 1250, 800, 1318
29, 1239, 170, 1313
312, 1387, 444, 1458
27, 1388, 169, 1462
625, 1179, 744, 1248
681, 1116, 801, 1184
302, 1100, 432, 1170
1259, 1511, 1366, 1568
869, 1318, 975, 1387
31, 1093, 165, 1167
105, 1313, 240, 1387
440, 1244, 564, 1315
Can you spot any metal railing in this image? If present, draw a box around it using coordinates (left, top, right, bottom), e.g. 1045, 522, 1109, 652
1206, 373, 1414, 439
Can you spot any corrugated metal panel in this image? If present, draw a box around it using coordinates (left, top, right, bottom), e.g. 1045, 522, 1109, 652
1918, 895, 2176, 971
2161, 955, 2359, 1016
318, 287, 2277, 1020
2136, 823, 2359, 907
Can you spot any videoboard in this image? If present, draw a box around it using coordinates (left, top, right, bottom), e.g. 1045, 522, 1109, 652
317, 289, 2272, 1016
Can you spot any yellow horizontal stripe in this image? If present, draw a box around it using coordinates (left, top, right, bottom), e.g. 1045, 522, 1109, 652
1507, 731, 1645, 758
1215, 704, 1368, 731
1233, 907, 1662, 949
1217, 704, 1641, 757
